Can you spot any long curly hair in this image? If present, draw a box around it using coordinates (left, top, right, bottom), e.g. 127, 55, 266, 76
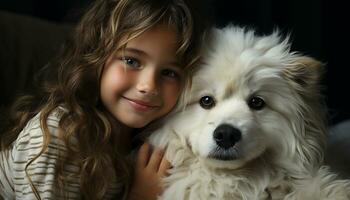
0, 0, 208, 199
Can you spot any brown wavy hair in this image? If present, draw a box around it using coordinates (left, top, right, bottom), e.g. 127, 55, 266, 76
0, 0, 209, 199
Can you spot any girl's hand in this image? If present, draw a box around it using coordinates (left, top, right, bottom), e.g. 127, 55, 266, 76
127, 143, 171, 200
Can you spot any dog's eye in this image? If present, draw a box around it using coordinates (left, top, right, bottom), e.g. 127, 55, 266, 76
199, 96, 216, 109
248, 96, 265, 110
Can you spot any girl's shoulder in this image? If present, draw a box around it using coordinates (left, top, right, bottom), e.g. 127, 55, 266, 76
13, 106, 67, 151
2, 106, 82, 199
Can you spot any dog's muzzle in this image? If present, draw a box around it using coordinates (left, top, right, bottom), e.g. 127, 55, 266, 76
209, 124, 242, 160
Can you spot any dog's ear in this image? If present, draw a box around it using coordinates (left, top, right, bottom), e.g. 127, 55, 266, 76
282, 56, 325, 93
283, 56, 327, 169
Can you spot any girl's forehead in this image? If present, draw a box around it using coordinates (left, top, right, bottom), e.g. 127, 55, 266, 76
122, 24, 179, 45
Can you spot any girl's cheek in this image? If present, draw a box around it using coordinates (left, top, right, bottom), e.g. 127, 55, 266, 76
166, 84, 182, 105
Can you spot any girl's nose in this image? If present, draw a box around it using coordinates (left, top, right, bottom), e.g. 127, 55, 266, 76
136, 69, 158, 96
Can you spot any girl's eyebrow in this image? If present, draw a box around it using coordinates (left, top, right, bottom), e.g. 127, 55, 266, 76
123, 48, 147, 56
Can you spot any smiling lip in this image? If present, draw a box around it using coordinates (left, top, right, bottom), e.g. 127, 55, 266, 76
123, 96, 159, 111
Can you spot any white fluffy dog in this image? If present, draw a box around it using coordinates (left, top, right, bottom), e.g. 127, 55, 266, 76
147, 25, 350, 199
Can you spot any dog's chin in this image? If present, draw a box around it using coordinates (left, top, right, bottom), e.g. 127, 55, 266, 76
200, 157, 248, 170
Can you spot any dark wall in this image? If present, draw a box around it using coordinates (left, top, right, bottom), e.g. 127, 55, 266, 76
0, 0, 88, 23
0, 0, 349, 124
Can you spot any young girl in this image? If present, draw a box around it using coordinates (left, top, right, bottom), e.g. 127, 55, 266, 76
0, 0, 208, 199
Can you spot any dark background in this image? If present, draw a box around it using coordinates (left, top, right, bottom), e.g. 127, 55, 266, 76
0, 0, 349, 125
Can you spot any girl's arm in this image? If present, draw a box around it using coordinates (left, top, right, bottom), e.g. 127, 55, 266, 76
127, 143, 171, 200
2, 112, 81, 199
0, 149, 15, 199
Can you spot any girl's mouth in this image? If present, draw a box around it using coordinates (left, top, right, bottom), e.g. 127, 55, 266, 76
123, 96, 159, 111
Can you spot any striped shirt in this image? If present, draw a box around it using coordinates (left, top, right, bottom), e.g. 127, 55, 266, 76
0, 108, 123, 199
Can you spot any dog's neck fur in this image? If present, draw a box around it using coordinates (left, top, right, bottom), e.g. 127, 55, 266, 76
150, 131, 300, 200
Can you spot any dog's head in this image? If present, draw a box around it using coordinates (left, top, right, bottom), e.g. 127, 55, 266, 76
170, 25, 327, 170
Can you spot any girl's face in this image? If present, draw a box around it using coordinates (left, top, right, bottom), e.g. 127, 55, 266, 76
100, 25, 184, 128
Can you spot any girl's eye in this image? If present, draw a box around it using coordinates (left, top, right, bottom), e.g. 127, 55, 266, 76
121, 57, 140, 68
161, 69, 180, 79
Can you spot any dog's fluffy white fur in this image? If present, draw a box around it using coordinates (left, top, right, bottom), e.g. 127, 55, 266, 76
147, 25, 350, 199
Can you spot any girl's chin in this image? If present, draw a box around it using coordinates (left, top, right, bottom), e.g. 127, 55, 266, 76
122, 118, 152, 129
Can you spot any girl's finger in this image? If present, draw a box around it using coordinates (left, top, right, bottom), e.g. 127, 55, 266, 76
136, 142, 150, 168
158, 156, 171, 176
147, 148, 164, 171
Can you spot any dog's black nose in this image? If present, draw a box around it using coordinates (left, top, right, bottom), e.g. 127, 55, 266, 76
213, 124, 241, 149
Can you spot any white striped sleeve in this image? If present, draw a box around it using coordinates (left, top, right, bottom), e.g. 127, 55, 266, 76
1, 109, 122, 199
6, 112, 81, 199
0, 148, 16, 199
